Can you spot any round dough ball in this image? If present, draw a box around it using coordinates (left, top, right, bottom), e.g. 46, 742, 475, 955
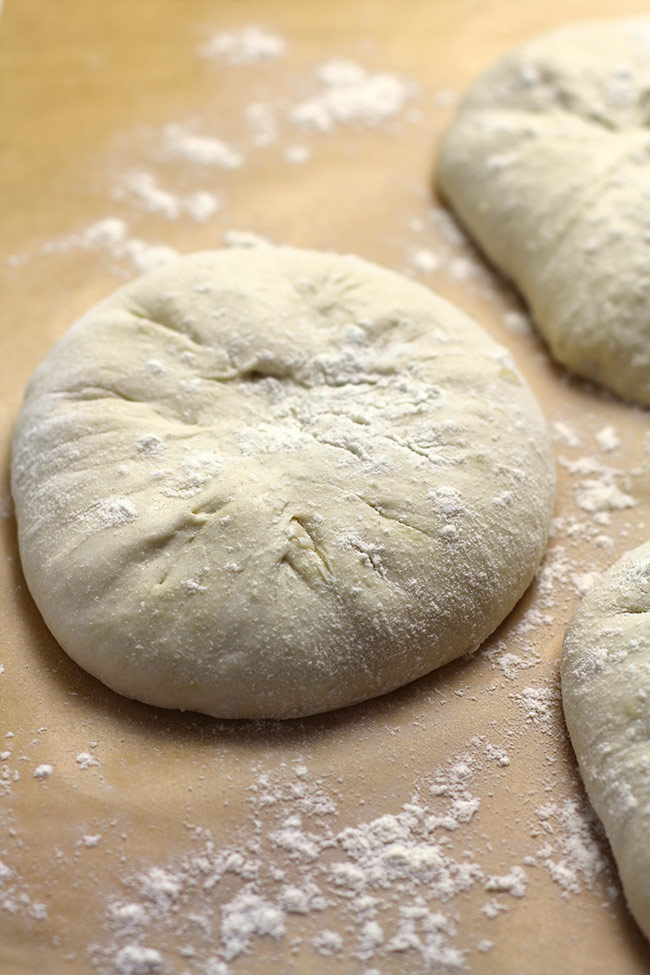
561, 542, 650, 941
437, 18, 650, 406
11, 247, 554, 719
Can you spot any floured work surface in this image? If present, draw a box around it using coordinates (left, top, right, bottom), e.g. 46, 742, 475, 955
1, 2, 649, 973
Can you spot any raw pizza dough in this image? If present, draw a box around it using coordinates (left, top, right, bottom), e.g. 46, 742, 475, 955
437, 18, 650, 406
561, 542, 650, 941
12, 246, 554, 719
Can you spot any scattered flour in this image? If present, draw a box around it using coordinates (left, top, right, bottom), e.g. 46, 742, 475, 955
15, 217, 180, 274
595, 425, 621, 453
221, 229, 272, 249
198, 26, 287, 65
83, 217, 131, 250
534, 799, 613, 897
72, 749, 560, 973
501, 309, 532, 336
552, 420, 581, 448
574, 479, 636, 516
114, 170, 183, 219
289, 59, 417, 131
114, 170, 222, 222
408, 247, 441, 274
481, 639, 538, 679
76, 752, 100, 770
220, 890, 286, 961
162, 124, 243, 169
312, 930, 343, 956
283, 144, 312, 165
511, 683, 561, 735
0, 858, 47, 923
245, 101, 278, 147
570, 570, 601, 597
113, 945, 163, 975
6, 42, 423, 277
558, 456, 637, 519
448, 257, 477, 282
30, 729, 618, 973
122, 240, 179, 274
485, 866, 528, 898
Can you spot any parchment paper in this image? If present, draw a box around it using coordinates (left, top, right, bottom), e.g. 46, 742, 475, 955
1, 2, 649, 973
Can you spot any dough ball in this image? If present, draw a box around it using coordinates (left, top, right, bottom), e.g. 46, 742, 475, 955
11, 247, 554, 718
561, 542, 650, 941
437, 18, 650, 406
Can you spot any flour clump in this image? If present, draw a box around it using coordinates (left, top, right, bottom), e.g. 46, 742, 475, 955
11, 247, 554, 718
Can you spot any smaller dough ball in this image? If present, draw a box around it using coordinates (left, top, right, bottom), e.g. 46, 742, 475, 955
11, 247, 555, 719
437, 18, 650, 406
561, 542, 650, 941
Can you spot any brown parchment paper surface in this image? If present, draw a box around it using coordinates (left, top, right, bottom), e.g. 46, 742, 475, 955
1, 2, 649, 973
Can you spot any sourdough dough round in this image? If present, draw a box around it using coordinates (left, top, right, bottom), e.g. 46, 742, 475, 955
437, 18, 650, 406
561, 542, 650, 940
12, 247, 555, 719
